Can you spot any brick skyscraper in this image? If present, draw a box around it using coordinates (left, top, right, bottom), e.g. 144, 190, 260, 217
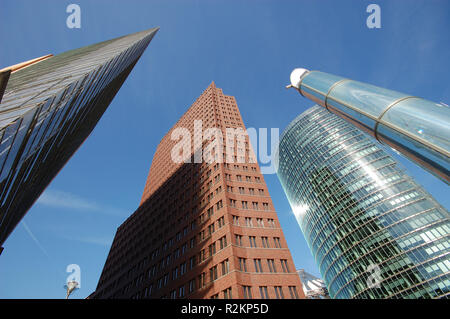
91, 83, 304, 299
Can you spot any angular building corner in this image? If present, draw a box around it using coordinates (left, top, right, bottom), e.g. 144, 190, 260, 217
0, 27, 159, 251
276, 106, 450, 298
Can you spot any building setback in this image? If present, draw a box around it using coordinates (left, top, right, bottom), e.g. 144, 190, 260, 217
276, 105, 450, 299
0, 28, 158, 251
91, 83, 304, 299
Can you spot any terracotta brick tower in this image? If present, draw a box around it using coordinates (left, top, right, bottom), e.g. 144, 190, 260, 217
91, 83, 304, 299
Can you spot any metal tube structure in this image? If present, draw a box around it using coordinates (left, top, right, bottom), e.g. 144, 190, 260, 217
288, 68, 450, 184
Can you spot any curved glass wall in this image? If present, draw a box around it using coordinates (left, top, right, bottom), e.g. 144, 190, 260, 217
276, 105, 450, 299
294, 70, 450, 185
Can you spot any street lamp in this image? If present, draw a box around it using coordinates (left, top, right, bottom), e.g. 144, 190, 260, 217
64, 280, 79, 299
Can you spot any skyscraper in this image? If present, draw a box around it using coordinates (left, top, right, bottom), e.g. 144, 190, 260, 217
276, 106, 450, 299
0, 28, 159, 252
91, 83, 304, 299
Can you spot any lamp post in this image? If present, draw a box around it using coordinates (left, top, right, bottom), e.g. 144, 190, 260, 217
64, 280, 79, 299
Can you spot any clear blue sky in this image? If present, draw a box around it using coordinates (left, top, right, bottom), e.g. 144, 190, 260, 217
0, 0, 448, 299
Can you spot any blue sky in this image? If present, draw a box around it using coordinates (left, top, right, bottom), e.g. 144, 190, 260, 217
0, 0, 449, 299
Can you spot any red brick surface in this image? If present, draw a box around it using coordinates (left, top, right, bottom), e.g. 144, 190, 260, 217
92, 83, 304, 299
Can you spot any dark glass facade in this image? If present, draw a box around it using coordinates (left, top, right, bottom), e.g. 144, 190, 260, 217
276, 105, 450, 298
0, 28, 158, 248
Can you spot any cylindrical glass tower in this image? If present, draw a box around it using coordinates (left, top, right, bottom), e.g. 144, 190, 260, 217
276, 105, 450, 299
288, 68, 450, 184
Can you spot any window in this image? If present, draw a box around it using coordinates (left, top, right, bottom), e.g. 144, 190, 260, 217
189, 256, 196, 269
261, 236, 270, 248
199, 249, 206, 261
229, 199, 237, 207
249, 236, 257, 247
189, 279, 196, 293
258, 189, 264, 195
170, 290, 177, 299
262, 203, 269, 211
267, 259, 276, 273
179, 285, 185, 298
242, 201, 248, 209
274, 286, 284, 299
238, 187, 245, 194
249, 188, 255, 195
180, 262, 187, 276
289, 286, 299, 299
259, 286, 269, 299
274, 237, 281, 248
198, 272, 206, 288
210, 293, 219, 299
254, 259, 263, 272
172, 267, 178, 280
236, 175, 242, 181
232, 215, 239, 225
210, 265, 218, 282
268, 219, 275, 227
280, 259, 289, 273
221, 259, 229, 275
238, 258, 247, 272
219, 235, 227, 249
252, 202, 259, 210
235, 234, 243, 246
217, 216, 225, 228
223, 287, 232, 299
243, 286, 252, 299
216, 200, 223, 210
245, 217, 253, 227
208, 223, 215, 235
209, 242, 216, 257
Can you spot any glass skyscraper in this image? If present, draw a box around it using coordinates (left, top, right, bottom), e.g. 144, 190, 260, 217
276, 105, 450, 298
0, 28, 158, 251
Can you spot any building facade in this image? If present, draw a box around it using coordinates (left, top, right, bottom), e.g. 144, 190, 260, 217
91, 83, 304, 299
0, 28, 158, 251
276, 105, 450, 299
